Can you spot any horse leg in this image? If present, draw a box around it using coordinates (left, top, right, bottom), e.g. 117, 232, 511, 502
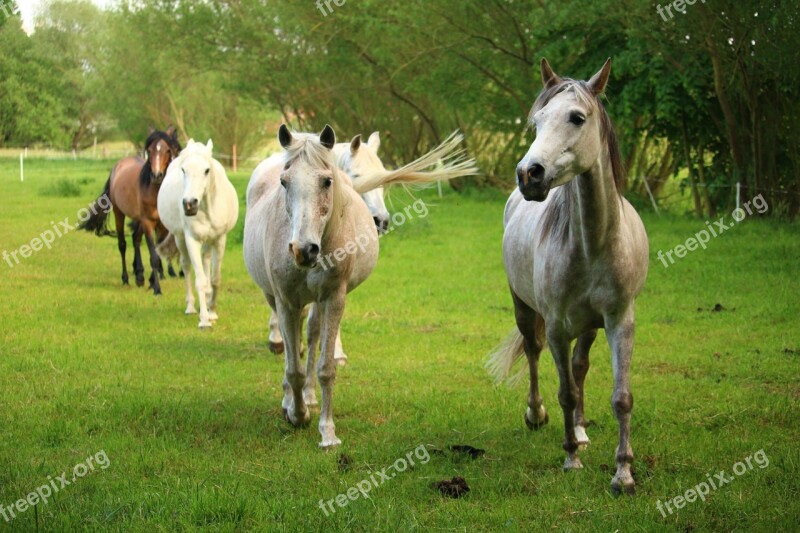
207, 236, 226, 322
512, 292, 548, 430
317, 289, 346, 448
113, 208, 128, 285
142, 222, 162, 295
167, 261, 177, 278
303, 303, 320, 407
276, 300, 310, 428
132, 224, 145, 287
334, 330, 347, 366
606, 309, 636, 495
184, 236, 211, 327
175, 234, 195, 314
268, 310, 284, 354
548, 328, 582, 471
573, 329, 598, 447
202, 243, 213, 308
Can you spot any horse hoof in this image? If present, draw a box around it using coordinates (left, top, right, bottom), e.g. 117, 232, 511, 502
269, 341, 285, 355
575, 426, 591, 449
525, 407, 548, 430
335, 357, 347, 367
563, 456, 584, 471
136, 279, 144, 287
319, 437, 342, 449
198, 321, 213, 329
282, 408, 310, 428
209, 311, 219, 321
611, 478, 636, 496
185, 307, 197, 315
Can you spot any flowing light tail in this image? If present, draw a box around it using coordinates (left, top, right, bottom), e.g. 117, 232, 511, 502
351, 132, 479, 194
487, 312, 545, 386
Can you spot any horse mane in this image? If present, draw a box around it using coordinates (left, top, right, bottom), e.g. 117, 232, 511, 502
531, 78, 625, 244
140, 130, 183, 188
283, 131, 349, 237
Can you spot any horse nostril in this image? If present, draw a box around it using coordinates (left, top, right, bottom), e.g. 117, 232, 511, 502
527, 164, 545, 182
381, 220, 389, 232
305, 243, 320, 263
373, 216, 380, 227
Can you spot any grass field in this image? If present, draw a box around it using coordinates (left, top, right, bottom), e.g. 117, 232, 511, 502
0, 157, 798, 532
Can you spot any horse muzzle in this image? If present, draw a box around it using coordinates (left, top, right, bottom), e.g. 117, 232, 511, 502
289, 241, 320, 269
183, 198, 199, 217
516, 162, 550, 202
373, 216, 390, 234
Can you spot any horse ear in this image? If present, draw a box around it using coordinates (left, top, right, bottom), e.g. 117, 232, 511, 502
165, 125, 176, 136
588, 58, 612, 96
540, 58, 561, 89
367, 131, 381, 152
319, 124, 336, 150
206, 139, 213, 152
278, 124, 293, 149
350, 134, 362, 154
148, 126, 155, 135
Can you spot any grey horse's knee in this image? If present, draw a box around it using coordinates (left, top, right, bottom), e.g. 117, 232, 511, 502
612, 390, 633, 416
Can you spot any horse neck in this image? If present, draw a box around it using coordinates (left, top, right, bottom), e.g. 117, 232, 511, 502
567, 151, 621, 256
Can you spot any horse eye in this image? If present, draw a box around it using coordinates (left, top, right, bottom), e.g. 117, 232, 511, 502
569, 112, 586, 126
323, 178, 333, 189
204, 168, 210, 176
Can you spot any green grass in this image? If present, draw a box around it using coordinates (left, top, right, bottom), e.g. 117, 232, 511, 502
0, 157, 798, 532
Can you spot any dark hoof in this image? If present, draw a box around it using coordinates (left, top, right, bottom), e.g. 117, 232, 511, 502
282, 408, 310, 428
269, 341, 285, 355
122, 278, 129, 286
611, 482, 636, 496
168, 266, 177, 278
179, 270, 185, 278
525, 411, 549, 431
135, 279, 144, 287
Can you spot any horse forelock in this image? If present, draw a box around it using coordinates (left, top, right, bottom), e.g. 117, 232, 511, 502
283, 132, 349, 236
141, 130, 183, 187
529, 79, 625, 194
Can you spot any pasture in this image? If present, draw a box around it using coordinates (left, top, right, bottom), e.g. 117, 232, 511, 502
0, 157, 798, 531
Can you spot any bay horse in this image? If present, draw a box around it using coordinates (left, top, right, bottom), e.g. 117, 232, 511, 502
80, 127, 182, 295
157, 139, 239, 329
488, 59, 649, 494
244, 125, 475, 447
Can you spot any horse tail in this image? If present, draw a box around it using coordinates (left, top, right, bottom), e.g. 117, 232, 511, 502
350, 131, 479, 194
486, 316, 545, 386
78, 176, 115, 237
155, 232, 180, 263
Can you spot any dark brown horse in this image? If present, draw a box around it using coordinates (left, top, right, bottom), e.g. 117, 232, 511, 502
79, 127, 182, 295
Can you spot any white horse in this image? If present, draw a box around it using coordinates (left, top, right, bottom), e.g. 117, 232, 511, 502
157, 139, 239, 329
244, 125, 475, 447
256, 130, 448, 366
488, 59, 648, 495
